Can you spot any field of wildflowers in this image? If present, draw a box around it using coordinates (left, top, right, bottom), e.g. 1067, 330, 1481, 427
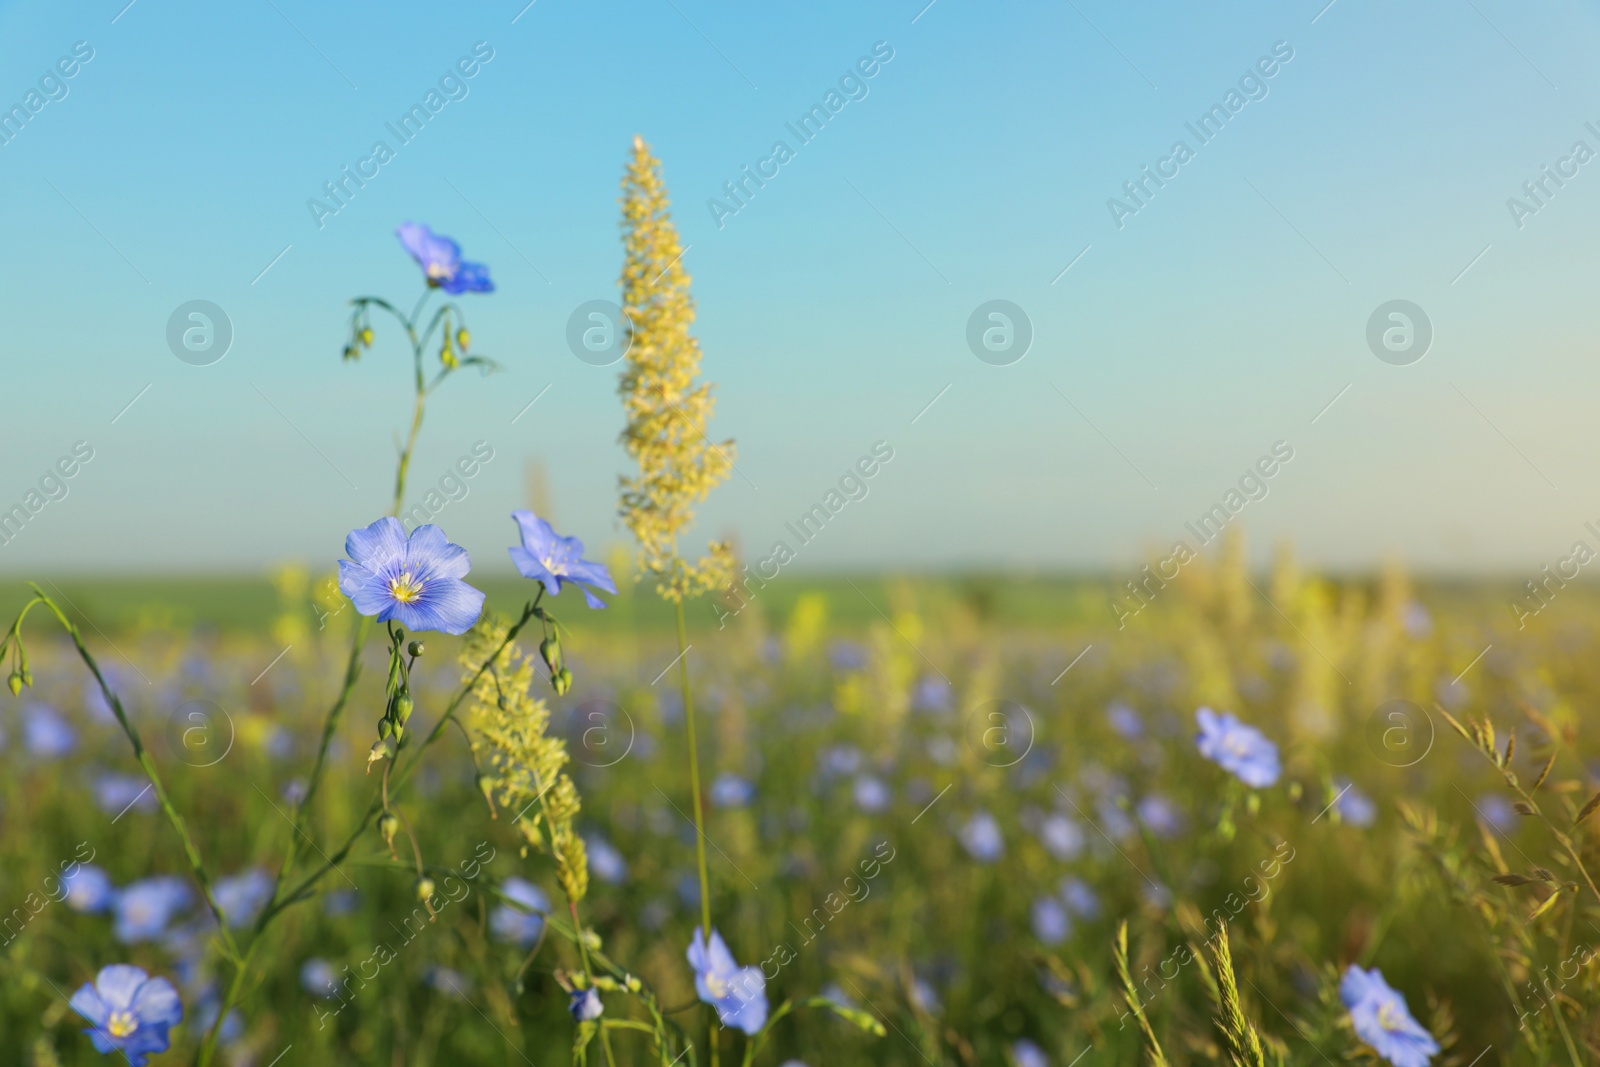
4, 139, 1599, 1067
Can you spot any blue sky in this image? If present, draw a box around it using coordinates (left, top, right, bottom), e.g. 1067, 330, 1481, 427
3, 0, 1600, 575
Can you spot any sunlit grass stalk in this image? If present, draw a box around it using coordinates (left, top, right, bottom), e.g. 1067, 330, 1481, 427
1436, 704, 1600, 905
615, 134, 737, 1067
676, 601, 715, 948
1112, 920, 1170, 1067
1203, 924, 1269, 1067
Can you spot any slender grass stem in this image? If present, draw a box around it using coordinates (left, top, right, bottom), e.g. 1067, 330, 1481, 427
674, 599, 717, 1067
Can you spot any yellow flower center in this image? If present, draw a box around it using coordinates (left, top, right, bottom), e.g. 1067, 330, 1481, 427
389, 572, 424, 604
107, 1010, 138, 1038
704, 973, 731, 999
542, 555, 568, 576
1377, 1001, 1407, 1031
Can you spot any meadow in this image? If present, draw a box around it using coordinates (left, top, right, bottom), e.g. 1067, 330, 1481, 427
7, 549, 1600, 1066
3, 139, 1598, 1067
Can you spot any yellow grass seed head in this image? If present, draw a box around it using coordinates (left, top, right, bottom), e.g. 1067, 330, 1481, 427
616, 136, 736, 603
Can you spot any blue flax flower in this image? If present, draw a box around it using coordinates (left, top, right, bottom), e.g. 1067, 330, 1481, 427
69, 964, 183, 1067
688, 927, 767, 1034
1334, 778, 1378, 827
1136, 794, 1183, 838
489, 877, 550, 947
1012, 1039, 1050, 1067
94, 773, 155, 817
114, 876, 191, 943
63, 864, 116, 914
1475, 793, 1516, 833
1037, 813, 1084, 861
508, 511, 617, 609
1106, 701, 1143, 739
396, 222, 494, 294
214, 869, 273, 929
424, 966, 472, 997
853, 774, 891, 814
1341, 965, 1439, 1067
1031, 896, 1070, 945
711, 773, 755, 809
570, 987, 604, 1022
338, 517, 485, 635
1195, 707, 1281, 788
584, 834, 629, 885
1059, 876, 1101, 920
301, 958, 340, 998
960, 811, 1004, 863
24, 705, 76, 758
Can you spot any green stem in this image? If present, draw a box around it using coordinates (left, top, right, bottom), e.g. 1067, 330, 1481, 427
20, 592, 240, 960
7, 592, 247, 1067
281, 286, 435, 887
675, 600, 717, 1067
741, 999, 795, 1067
393, 373, 426, 517
259, 606, 538, 928
196, 938, 261, 1067
281, 615, 373, 878
394, 598, 538, 793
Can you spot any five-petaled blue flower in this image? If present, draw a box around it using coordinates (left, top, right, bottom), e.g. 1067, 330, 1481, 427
300, 958, 340, 999
960, 811, 1004, 863
710, 772, 755, 809
687, 927, 767, 1035
1031, 896, 1070, 945
570, 987, 604, 1022
584, 834, 629, 885
94, 773, 155, 817
489, 877, 550, 947
24, 704, 76, 758
338, 517, 486, 635
69, 964, 183, 1067
1012, 1039, 1050, 1067
1341, 965, 1439, 1067
63, 864, 116, 914
396, 222, 494, 294
214, 869, 274, 929
1335, 778, 1378, 828
1195, 707, 1281, 788
115, 876, 191, 943
508, 511, 618, 609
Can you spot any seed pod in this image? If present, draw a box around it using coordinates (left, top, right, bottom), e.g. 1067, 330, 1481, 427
7, 672, 21, 696
540, 633, 563, 673
407, 640, 425, 657
553, 667, 573, 696
379, 813, 400, 848
394, 690, 415, 724
378, 717, 393, 740
415, 877, 436, 903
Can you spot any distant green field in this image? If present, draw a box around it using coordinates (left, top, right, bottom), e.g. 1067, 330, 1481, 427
0, 571, 1559, 636
0, 572, 1126, 636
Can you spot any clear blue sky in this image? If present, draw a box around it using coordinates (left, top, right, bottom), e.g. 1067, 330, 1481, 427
4, 0, 1600, 575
